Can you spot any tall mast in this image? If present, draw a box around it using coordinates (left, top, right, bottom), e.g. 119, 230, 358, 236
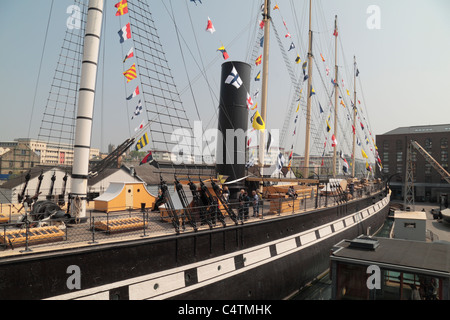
333, 15, 338, 177
303, 0, 313, 179
70, 0, 104, 218
259, 0, 271, 181
352, 55, 357, 177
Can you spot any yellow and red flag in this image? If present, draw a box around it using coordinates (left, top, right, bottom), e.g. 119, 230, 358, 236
123, 63, 137, 83
115, 0, 128, 16
255, 55, 262, 66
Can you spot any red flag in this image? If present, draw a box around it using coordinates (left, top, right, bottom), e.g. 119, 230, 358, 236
259, 20, 265, 29
206, 17, 215, 34
123, 47, 134, 63
140, 151, 159, 168
332, 134, 338, 147
126, 86, 139, 100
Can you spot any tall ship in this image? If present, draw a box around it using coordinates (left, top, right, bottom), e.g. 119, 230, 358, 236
0, 0, 390, 300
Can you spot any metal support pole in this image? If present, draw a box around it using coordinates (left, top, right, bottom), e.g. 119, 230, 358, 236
70, 0, 104, 218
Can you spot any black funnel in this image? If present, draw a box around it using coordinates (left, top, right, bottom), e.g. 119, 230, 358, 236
216, 61, 251, 185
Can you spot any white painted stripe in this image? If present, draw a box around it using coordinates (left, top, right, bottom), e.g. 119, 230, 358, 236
345, 216, 354, 226
333, 221, 344, 231
300, 232, 316, 245
45, 193, 391, 300
197, 258, 235, 283
319, 225, 332, 238
243, 247, 271, 266
276, 238, 297, 254
129, 272, 185, 300
76, 291, 109, 300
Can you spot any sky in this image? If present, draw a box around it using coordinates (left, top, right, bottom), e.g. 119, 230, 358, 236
1, 0, 450, 157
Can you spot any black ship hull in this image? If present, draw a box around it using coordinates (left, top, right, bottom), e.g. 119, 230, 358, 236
0, 190, 390, 300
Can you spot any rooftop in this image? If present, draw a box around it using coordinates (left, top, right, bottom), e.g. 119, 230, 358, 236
332, 237, 450, 277
394, 211, 427, 220
382, 124, 450, 136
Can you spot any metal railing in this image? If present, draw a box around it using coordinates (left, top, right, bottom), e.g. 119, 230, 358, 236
0, 182, 386, 252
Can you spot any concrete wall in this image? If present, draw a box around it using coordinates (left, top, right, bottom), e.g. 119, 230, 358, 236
393, 212, 426, 241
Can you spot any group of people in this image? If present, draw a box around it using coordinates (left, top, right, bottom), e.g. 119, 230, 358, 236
151, 184, 261, 221
238, 189, 260, 220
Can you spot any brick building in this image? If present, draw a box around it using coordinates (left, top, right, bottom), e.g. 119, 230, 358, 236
0, 142, 40, 178
376, 124, 450, 202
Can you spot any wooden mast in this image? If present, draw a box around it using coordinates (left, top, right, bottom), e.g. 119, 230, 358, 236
259, 0, 271, 185
303, 0, 313, 179
333, 15, 338, 177
352, 55, 357, 177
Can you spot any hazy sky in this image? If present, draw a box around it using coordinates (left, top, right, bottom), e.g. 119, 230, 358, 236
1, 0, 449, 157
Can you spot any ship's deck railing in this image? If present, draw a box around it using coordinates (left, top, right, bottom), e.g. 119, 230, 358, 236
0, 182, 386, 254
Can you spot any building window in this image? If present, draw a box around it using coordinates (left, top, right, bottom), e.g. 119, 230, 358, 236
441, 150, 448, 163
9, 161, 13, 168
396, 140, 402, 150
383, 141, 389, 152
397, 163, 403, 174
396, 152, 403, 162
383, 153, 389, 162
425, 163, 432, 174
425, 138, 432, 150
383, 164, 389, 174
441, 138, 448, 149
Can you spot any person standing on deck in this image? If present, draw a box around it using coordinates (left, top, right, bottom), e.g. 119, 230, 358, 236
252, 190, 260, 217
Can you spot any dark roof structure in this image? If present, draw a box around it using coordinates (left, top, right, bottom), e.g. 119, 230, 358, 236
332, 237, 450, 276
383, 124, 450, 135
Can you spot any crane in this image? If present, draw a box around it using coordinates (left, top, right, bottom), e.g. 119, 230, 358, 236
404, 140, 450, 211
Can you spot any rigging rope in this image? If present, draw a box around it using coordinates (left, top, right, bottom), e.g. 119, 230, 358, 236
28, 0, 55, 139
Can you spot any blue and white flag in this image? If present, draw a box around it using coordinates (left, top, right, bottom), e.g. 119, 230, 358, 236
273, 152, 285, 175
225, 66, 243, 89
118, 23, 131, 43
245, 157, 255, 168
131, 100, 143, 119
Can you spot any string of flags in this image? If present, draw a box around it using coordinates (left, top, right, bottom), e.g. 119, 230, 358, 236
192, 2, 381, 174
115, 0, 150, 154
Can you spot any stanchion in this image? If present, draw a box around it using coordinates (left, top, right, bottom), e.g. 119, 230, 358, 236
88, 213, 98, 244
20, 202, 32, 253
